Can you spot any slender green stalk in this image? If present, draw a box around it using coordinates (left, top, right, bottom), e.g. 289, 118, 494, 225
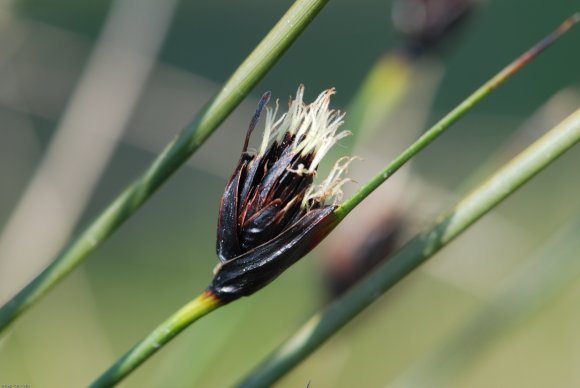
0, 0, 331, 333
237, 108, 580, 388
336, 13, 580, 218
90, 291, 222, 388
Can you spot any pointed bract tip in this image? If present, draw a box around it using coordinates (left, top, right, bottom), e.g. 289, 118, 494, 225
242, 91, 272, 153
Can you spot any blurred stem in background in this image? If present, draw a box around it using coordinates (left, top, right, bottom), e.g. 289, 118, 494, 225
345, 55, 413, 149
237, 106, 580, 388
89, 17, 578, 386
0, 0, 179, 316
0, 0, 331, 333
347, 0, 478, 148
321, 0, 479, 298
0, 1, 179, 382
389, 213, 580, 387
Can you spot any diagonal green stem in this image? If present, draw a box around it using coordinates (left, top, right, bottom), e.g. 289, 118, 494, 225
237, 107, 580, 388
90, 291, 222, 388
336, 13, 580, 218
0, 0, 331, 333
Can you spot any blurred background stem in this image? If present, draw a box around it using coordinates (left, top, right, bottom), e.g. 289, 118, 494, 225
344, 55, 414, 150
0, 0, 178, 301
390, 213, 580, 387
0, 1, 180, 377
0, 0, 331, 333
237, 107, 580, 388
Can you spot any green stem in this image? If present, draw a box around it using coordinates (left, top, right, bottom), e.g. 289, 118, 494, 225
237, 107, 580, 388
336, 13, 580, 218
90, 291, 222, 388
0, 0, 330, 333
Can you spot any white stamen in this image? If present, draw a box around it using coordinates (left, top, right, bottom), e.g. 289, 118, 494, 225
286, 163, 316, 176
302, 156, 358, 209
258, 85, 349, 168
257, 85, 356, 208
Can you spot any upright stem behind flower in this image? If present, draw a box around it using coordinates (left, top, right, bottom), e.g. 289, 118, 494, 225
0, 0, 331, 333
336, 13, 580, 219
345, 55, 414, 149
237, 108, 580, 388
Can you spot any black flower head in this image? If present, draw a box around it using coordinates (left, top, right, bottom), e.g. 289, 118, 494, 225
392, 0, 477, 54
209, 85, 355, 303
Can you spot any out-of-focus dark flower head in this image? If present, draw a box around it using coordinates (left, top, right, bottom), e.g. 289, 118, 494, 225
392, 0, 479, 55
322, 213, 405, 299
209, 86, 354, 303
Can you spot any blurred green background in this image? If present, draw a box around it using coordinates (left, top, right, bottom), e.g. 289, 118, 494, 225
0, 0, 579, 387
